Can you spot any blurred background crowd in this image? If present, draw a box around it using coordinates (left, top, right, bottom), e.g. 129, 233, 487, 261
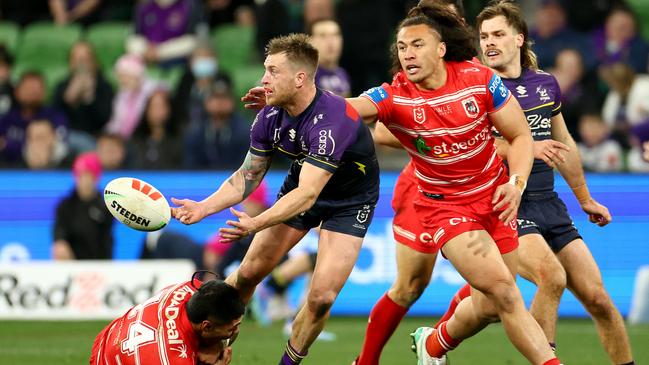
1, 0, 649, 173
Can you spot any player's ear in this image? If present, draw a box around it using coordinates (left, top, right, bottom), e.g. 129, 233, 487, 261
295, 71, 307, 88
438, 41, 446, 58
516, 33, 524, 48
201, 320, 214, 333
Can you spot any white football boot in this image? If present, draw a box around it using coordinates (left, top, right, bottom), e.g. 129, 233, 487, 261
410, 327, 449, 365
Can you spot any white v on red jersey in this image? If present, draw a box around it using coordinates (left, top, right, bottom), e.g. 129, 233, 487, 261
363, 61, 512, 201
90, 281, 200, 365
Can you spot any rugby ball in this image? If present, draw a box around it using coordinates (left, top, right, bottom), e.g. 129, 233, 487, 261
103, 177, 171, 231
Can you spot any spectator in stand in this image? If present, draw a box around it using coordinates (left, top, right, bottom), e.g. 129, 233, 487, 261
563, 0, 616, 33
577, 113, 623, 172
173, 43, 232, 128
600, 62, 649, 149
48, 0, 103, 27
96, 132, 126, 170
0, 45, 14, 119
52, 152, 113, 260
309, 18, 351, 97
183, 79, 249, 169
549, 48, 604, 140
104, 54, 158, 139
128, 89, 182, 169
0, 71, 68, 165
127, 0, 202, 68
304, 0, 334, 31
22, 119, 72, 169
53, 41, 113, 153
530, 0, 591, 70
592, 5, 649, 73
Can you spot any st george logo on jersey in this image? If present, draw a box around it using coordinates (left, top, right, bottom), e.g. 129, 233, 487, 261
461, 97, 479, 118
413, 106, 426, 124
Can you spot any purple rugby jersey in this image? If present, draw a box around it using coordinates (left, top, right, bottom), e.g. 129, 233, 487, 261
315, 66, 351, 97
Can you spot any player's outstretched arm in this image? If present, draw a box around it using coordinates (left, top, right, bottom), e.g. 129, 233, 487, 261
220, 162, 332, 242
551, 113, 612, 226
171, 152, 272, 225
490, 96, 533, 222
373, 122, 403, 149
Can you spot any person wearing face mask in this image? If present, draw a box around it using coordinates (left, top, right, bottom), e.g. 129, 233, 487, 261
127, 0, 202, 68
52, 152, 113, 260
174, 44, 232, 128
53, 41, 114, 154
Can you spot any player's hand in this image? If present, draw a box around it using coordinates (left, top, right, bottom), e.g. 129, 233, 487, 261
241, 86, 266, 110
533, 140, 570, 168
170, 197, 208, 225
219, 207, 259, 242
492, 183, 521, 223
580, 198, 612, 227
643, 141, 649, 162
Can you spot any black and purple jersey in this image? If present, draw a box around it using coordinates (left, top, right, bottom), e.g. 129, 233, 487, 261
502, 69, 562, 194
315, 66, 351, 97
250, 89, 379, 200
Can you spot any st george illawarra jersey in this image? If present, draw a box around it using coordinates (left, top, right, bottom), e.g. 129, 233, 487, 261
363, 60, 511, 202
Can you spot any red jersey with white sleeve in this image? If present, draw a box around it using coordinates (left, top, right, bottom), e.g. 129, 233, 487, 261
362, 60, 512, 202
90, 280, 200, 365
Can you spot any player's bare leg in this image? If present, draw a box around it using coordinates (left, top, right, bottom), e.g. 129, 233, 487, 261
518, 234, 567, 346
439, 230, 556, 364
557, 239, 634, 364
226, 224, 308, 302
289, 230, 363, 353
356, 243, 437, 365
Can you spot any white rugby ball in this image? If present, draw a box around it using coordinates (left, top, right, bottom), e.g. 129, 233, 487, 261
103, 177, 171, 232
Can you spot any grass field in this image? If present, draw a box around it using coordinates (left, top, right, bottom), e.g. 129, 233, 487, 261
1, 318, 647, 365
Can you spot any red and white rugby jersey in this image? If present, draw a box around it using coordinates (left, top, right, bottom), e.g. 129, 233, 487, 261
363, 60, 512, 201
93, 281, 200, 365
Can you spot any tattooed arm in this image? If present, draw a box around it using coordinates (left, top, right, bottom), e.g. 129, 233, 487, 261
171, 152, 272, 225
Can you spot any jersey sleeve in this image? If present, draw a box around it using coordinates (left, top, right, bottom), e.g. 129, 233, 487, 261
550, 75, 562, 116
304, 110, 359, 173
249, 108, 275, 157
360, 83, 394, 123
485, 70, 511, 113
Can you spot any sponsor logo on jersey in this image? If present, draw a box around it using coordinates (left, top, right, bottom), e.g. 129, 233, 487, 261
431, 126, 491, 157
536, 86, 551, 102
266, 108, 279, 118
449, 217, 477, 226
413, 106, 426, 124
413, 135, 432, 156
313, 113, 324, 125
516, 85, 527, 97
460, 67, 481, 73
273, 128, 281, 143
289, 128, 296, 142
165, 285, 195, 346
461, 96, 479, 118
526, 113, 551, 131
317, 129, 335, 155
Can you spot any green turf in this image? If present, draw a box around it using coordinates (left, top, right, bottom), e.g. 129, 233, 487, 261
0, 318, 647, 364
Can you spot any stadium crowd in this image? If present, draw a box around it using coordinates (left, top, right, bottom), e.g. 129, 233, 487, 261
1, 0, 649, 172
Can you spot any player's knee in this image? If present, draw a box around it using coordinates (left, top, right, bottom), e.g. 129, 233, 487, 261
486, 279, 519, 315
236, 263, 265, 290
582, 285, 615, 318
306, 290, 337, 318
389, 279, 428, 306
539, 264, 567, 297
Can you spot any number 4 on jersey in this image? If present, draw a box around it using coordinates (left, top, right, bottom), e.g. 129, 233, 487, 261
121, 321, 157, 355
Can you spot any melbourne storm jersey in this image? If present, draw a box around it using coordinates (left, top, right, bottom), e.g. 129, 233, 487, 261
91, 281, 200, 365
362, 61, 510, 201
502, 68, 562, 194
250, 89, 379, 199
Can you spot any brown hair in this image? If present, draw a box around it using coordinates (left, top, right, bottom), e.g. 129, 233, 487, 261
391, 2, 476, 74
265, 33, 319, 79
476, 0, 538, 70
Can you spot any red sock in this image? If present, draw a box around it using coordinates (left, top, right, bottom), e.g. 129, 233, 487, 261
425, 321, 462, 357
435, 283, 471, 329
542, 358, 561, 365
356, 293, 408, 365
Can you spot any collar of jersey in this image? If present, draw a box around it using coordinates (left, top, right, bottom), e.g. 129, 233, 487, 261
284, 88, 323, 122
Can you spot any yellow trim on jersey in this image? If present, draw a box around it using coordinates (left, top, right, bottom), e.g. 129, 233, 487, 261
522, 101, 555, 112
307, 156, 338, 169
552, 102, 562, 112
277, 147, 301, 157
250, 146, 275, 153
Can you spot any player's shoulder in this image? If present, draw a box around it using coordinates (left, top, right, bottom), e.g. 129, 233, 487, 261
315, 90, 361, 124
450, 60, 492, 79
526, 68, 558, 84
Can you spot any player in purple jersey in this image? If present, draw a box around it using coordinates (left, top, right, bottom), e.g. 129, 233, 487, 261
171, 33, 379, 365
437, 2, 635, 364
309, 18, 352, 97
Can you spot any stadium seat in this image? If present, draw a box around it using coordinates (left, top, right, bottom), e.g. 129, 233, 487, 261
146, 66, 184, 90
232, 64, 264, 109
628, 0, 649, 41
211, 25, 258, 74
16, 22, 82, 69
85, 22, 131, 72
0, 22, 20, 53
